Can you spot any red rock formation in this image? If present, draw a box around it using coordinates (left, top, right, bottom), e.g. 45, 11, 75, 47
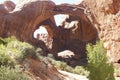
0, 0, 56, 53
23, 58, 65, 80
0, 0, 98, 66
1, 0, 120, 79
84, 0, 120, 62
3, 0, 16, 12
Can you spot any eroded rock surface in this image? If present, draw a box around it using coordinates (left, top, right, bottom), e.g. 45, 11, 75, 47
84, 0, 120, 62
1, 0, 120, 79
0, 0, 98, 67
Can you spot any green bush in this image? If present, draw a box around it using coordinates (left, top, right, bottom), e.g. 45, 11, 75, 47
0, 44, 15, 66
1, 36, 116, 80
0, 36, 88, 76
73, 66, 89, 76
0, 36, 39, 65
86, 41, 115, 80
0, 36, 37, 80
0, 36, 16, 45
6, 40, 38, 62
45, 56, 89, 76
0, 65, 32, 80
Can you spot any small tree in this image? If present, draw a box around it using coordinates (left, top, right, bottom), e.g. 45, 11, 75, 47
86, 41, 115, 80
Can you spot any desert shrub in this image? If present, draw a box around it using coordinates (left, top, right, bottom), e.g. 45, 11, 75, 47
1, 36, 88, 76
0, 37, 37, 80
86, 41, 115, 80
0, 36, 39, 63
0, 44, 15, 67
0, 65, 32, 80
0, 36, 39, 65
73, 66, 89, 76
8, 41, 38, 61
0, 36, 16, 45
44, 55, 89, 76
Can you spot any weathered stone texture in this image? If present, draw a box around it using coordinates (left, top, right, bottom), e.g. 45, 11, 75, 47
85, 0, 120, 62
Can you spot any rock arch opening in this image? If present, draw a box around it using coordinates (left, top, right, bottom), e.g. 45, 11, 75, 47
0, 0, 98, 67
33, 12, 98, 67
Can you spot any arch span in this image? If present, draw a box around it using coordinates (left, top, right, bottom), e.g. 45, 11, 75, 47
0, 0, 98, 66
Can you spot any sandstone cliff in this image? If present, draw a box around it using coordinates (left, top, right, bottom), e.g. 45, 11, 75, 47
84, 0, 120, 62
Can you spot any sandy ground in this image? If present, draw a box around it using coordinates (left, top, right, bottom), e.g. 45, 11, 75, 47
59, 70, 88, 80
59, 70, 120, 80
115, 77, 120, 80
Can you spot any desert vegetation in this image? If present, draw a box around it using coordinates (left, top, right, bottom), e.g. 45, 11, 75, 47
0, 36, 35, 80
86, 41, 115, 80
0, 36, 119, 80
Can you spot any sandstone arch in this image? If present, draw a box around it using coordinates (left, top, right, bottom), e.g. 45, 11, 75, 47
0, 0, 98, 66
